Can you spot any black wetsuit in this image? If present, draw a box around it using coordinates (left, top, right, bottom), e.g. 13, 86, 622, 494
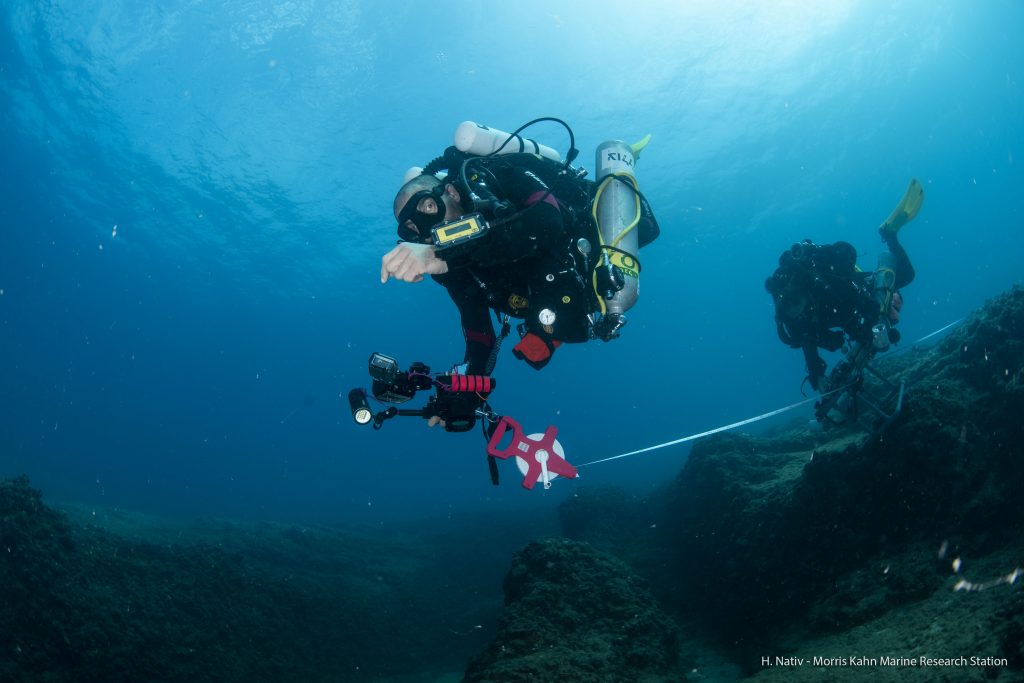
770, 236, 915, 389
432, 161, 594, 374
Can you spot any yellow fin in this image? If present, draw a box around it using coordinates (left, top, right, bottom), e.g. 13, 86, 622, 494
630, 134, 652, 159
880, 178, 924, 234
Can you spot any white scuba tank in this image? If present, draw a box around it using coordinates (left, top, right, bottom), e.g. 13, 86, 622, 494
403, 166, 425, 184
454, 121, 562, 162
405, 121, 561, 185
403, 166, 448, 184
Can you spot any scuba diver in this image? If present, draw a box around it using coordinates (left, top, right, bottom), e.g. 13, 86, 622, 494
380, 119, 660, 378
363, 119, 659, 483
765, 179, 923, 404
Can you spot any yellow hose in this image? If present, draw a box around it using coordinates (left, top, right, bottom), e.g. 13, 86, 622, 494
590, 172, 643, 314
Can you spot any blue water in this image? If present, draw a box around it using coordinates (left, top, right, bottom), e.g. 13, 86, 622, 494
1, 0, 1021, 524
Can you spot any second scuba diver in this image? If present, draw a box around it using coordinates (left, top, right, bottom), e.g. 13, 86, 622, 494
765, 179, 923, 396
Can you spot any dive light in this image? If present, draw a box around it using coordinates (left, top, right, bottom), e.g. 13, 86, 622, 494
348, 389, 373, 426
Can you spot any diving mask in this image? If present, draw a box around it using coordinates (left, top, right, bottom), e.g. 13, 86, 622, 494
397, 185, 447, 243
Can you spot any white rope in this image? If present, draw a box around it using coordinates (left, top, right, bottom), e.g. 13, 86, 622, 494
576, 394, 820, 468
913, 318, 963, 344
575, 318, 965, 470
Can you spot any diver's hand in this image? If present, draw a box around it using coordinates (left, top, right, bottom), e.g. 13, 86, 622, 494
380, 243, 449, 283
427, 415, 445, 429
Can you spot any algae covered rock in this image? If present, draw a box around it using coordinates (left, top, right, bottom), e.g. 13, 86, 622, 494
647, 286, 1024, 667
463, 537, 683, 683
0, 476, 510, 682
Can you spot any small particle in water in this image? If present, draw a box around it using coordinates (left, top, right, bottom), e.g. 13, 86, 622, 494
952, 557, 962, 573
98, 243, 104, 250
112, 224, 118, 237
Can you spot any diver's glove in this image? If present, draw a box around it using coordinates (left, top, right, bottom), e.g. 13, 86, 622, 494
512, 332, 562, 370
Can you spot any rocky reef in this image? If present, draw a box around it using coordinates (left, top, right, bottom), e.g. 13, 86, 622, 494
4, 288, 1023, 682
0, 475, 537, 682
462, 537, 684, 683
558, 286, 1024, 680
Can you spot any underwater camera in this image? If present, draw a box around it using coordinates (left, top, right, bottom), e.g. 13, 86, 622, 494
348, 352, 495, 432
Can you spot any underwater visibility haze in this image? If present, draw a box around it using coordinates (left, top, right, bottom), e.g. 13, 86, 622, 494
1, 1, 1023, 680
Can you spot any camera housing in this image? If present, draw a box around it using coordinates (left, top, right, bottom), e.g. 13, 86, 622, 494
351, 352, 496, 432
368, 353, 431, 404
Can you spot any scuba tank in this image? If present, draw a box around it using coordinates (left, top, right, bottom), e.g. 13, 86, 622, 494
454, 121, 562, 162
871, 251, 898, 351
592, 139, 644, 340
403, 120, 566, 217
